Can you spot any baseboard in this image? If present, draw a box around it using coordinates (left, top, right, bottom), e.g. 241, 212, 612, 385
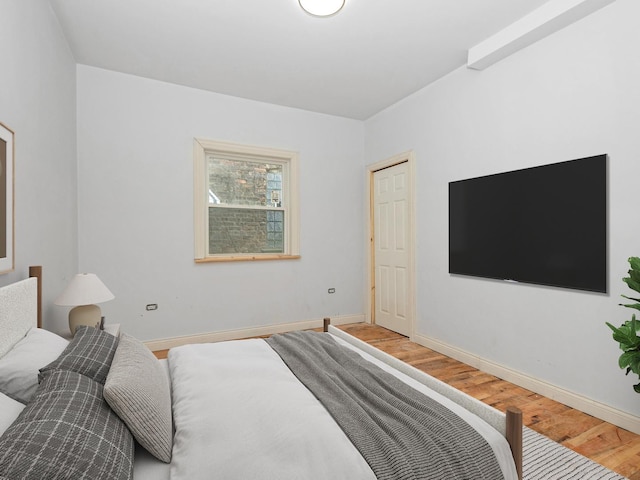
144, 314, 365, 352
413, 332, 640, 435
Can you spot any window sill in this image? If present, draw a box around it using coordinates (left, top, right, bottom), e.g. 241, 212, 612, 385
195, 254, 301, 263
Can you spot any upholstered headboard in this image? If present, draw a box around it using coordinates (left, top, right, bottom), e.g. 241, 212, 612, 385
0, 266, 42, 357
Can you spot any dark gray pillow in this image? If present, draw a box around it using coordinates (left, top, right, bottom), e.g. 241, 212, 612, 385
39, 325, 118, 384
0, 369, 134, 480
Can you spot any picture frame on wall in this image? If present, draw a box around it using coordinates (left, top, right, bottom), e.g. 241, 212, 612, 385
0, 122, 14, 274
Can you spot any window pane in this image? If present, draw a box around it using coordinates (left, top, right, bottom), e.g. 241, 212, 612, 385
208, 155, 283, 207
209, 208, 284, 254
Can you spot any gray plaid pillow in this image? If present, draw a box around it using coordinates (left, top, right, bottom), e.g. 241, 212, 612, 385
39, 325, 118, 384
0, 369, 134, 480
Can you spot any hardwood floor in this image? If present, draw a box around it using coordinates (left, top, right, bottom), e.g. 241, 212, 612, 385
154, 323, 640, 479
338, 324, 640, 480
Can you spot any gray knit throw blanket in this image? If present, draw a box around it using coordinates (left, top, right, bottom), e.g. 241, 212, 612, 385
267, 331, 505, 480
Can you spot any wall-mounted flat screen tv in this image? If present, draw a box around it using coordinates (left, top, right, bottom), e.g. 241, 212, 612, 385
449, 154, 607, 293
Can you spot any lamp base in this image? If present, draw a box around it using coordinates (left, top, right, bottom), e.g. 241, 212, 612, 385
69, 304, 102, 335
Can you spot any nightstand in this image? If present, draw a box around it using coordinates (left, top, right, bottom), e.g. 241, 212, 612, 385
103, 323, 121, 337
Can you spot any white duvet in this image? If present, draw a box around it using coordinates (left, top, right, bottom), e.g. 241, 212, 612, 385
162, 335, 518, 480
168, 338, 376, 480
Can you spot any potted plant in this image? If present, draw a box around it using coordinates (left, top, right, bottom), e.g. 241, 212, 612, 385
606, 257, 640, 393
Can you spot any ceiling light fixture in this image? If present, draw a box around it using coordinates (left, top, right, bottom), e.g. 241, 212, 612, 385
299, 0, 345, 17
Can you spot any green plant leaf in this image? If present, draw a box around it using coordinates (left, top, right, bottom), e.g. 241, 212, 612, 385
624, 277, 640, 294
606, 323, 631, 346
608, 318, 640, 348
621, 351, 640, 374
606, 321, 619, 332
621, 302, 640, 312
609, 258, 640, 394
621, 294, 640, 302
631, 355, 640, 375
619, 350, 640, 367
612, 331, 629, 346
624, 257, 640, 294
619, 351, 632, 369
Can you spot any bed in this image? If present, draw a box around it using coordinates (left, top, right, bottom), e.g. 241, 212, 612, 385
0, 267, 523, 480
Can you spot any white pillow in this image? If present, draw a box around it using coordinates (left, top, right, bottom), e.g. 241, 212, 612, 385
0, 328, 69, 404
0, 392, 25, 436
104, 333, 173, 463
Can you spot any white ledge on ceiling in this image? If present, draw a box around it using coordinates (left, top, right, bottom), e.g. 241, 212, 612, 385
467, 0, 616, 70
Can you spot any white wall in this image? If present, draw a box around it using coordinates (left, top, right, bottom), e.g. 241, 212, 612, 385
76, 66, 365, 341
0, 1, 78, 334
365, 0, 640, 419
6, 0, 637, 425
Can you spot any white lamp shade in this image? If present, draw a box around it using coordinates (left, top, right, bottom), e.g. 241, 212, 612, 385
55, 273, 115, 306
299, 0, 345, 17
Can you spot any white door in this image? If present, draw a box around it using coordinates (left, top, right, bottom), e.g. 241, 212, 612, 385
373, 161, 411, 336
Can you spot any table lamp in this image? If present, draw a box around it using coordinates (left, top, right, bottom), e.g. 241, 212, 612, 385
55, 273, 115, 335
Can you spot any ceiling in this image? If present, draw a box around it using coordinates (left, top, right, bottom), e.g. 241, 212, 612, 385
49, 0, 549, 120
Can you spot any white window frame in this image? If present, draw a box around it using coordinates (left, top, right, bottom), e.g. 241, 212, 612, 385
194, 138, 300, 262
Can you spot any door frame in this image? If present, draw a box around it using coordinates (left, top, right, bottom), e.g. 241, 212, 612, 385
365, 151, 417, 339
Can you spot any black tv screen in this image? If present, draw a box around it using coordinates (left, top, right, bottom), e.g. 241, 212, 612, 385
449, 154, 607, 293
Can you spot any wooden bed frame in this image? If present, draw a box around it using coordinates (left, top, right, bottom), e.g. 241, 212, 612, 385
30, 265, 42, 329
1, 269, 522, 479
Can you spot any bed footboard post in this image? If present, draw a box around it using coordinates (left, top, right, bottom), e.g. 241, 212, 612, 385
29, 266, 43, 329
323, 317, 330, 332
506, 406, 523, 480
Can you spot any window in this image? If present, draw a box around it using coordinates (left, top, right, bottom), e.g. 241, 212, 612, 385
194, 139, 300, 262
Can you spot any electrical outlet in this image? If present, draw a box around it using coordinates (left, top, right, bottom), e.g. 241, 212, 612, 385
146, 304, 158, 311
328, 288, 335, 294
